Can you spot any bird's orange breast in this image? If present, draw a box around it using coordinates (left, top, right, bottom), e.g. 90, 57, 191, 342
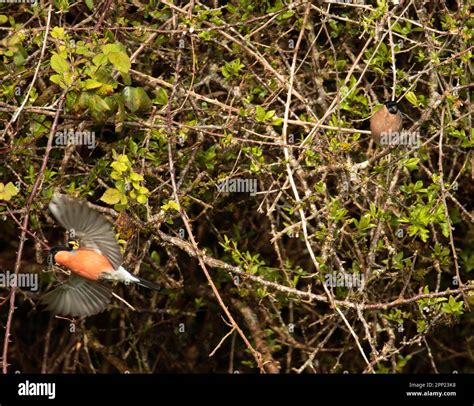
54, 249, 114, 281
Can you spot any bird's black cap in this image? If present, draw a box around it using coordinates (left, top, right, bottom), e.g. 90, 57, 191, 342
385, 101, 399, 114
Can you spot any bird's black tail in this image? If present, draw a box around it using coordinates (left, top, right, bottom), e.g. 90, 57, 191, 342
135, 276, 161, 291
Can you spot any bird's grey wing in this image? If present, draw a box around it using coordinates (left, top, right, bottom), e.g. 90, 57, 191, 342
41, 274, 112, 317
48, 194, 123, 269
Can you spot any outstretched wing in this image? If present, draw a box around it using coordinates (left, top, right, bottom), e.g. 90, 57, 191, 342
49, 194, 123, 269
41, 274, 112, 317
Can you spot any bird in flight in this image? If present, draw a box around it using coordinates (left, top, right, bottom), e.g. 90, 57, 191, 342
42, 194, 160, 317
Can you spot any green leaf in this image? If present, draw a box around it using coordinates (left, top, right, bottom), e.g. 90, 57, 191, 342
405, 91, 419, 107
13, 51, 26, 66
122, 86, 152, 112
221, 58, 244, 79
50, 74, 63, 87
88, 94, 111, 113
161, 200, 180, 212
416, 320, 427, 333
136, 194, 147, 204
460, 251, 474, 273
357, 213, 375, 231
62, 71, 75, 87
102, 44, 124, 55
85, 0, 93, 10
403, 157, 420, 171
0, 182, 19, 201
272, 117, 283, 126
279, 10, 295, 19
130, 172, 143, 181
93, 53, 108, 66
440, 221, 450, 238
107, 51, 131, 73
117, 154, 130, 164
51, 27, 66, 40
442, 296, 464, 316
154, 87, 168, 106
419, 228, 429, 242
100, 188, 123, 205
264, 110, 275, 121
382, 308, 404, 324
255, 105, 266, 122
111, 161, 128, 173
120, 192, 128, 204
50, 53, 70, 74
83, 79, 103, 90
0, 15, 9, 25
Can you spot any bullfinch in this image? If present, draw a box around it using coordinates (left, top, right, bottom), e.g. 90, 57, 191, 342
370, 101, 403, 144
42, 194, 160, 317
